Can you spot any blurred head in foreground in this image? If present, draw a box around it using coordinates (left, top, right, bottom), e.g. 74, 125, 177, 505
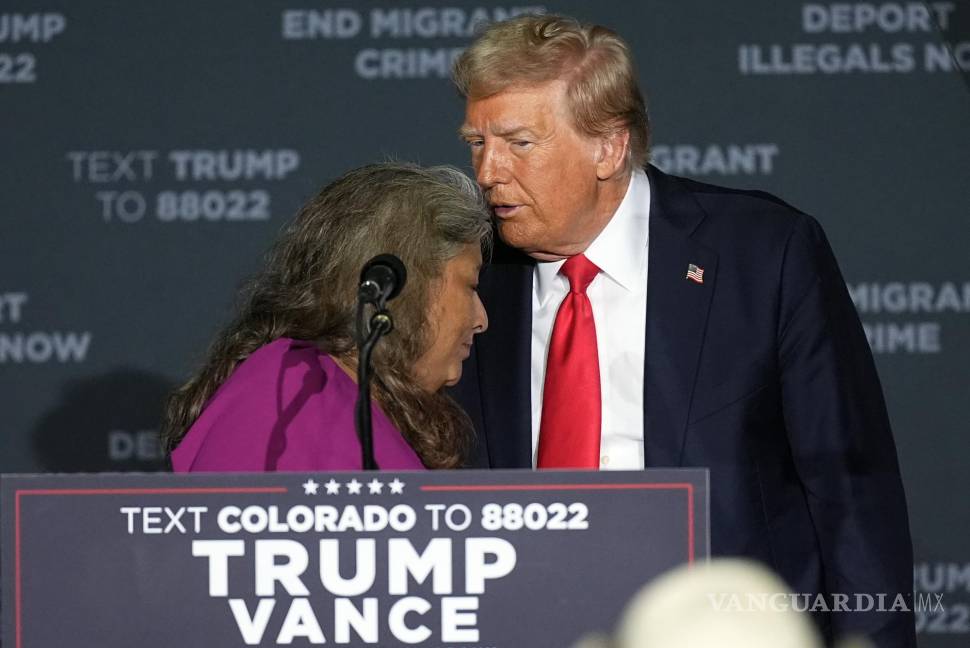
574, 559, 826, 648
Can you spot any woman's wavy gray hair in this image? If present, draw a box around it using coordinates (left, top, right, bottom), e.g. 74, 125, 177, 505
162, 162, 492, 468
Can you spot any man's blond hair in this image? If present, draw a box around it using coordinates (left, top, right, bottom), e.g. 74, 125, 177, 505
453, 14, 650, 170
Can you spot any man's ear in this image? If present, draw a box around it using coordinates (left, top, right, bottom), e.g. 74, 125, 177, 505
595, 128, 630, 180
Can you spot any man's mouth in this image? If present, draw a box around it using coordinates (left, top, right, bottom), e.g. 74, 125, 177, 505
490, 203, 521, 218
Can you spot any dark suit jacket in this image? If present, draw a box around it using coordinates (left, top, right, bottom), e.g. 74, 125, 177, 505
451, 165, 915, 646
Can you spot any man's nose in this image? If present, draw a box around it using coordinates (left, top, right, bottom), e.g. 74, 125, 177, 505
476, 144, 506, 189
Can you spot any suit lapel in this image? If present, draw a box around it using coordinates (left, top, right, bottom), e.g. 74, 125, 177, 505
474, 248, 534, 468
644, 167, 718, 467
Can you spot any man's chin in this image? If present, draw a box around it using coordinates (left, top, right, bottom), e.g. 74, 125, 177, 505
496, 224, 571, 261
496, 221, 535, 250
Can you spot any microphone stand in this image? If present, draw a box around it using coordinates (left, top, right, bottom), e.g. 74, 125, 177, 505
355, 302, 393, 471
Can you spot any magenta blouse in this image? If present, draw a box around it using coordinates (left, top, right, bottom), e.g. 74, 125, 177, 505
170, 338, 425, 471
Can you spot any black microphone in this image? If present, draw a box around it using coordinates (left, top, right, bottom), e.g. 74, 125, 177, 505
355, 254, 406, 471
359, 254, 407, 306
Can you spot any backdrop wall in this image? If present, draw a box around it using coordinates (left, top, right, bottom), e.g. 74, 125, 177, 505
2, 2, 968, 643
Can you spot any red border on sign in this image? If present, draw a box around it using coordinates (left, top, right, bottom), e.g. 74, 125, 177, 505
420, 482, 696, 564
13, 486, 287, 648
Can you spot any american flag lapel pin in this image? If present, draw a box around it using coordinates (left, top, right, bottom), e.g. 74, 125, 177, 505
686, 263, 704, 284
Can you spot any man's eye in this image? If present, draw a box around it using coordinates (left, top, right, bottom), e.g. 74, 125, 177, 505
467, 139, 484, 148
513, 140, 532, 148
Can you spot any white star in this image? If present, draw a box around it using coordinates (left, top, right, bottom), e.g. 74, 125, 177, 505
346, 478, 363, 495
302, 479, 319, 495
367, 478, 383, 494
324, 479, 341, 495
388, 478, 405, 494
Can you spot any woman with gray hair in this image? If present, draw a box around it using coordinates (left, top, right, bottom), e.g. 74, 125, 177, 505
164, 162, 491, 471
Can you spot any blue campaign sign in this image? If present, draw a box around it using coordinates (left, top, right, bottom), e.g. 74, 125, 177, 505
2, 469, 708, 647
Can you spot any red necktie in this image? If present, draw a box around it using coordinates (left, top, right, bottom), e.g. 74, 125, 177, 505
537, 254, 601, 468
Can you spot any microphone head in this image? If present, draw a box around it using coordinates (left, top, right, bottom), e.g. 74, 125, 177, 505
360, 254, 407, 301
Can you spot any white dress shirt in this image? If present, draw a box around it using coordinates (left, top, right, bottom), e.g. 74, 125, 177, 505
531, 169, 650, 470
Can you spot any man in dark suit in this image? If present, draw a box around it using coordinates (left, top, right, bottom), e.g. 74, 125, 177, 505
450, 14, 915, 647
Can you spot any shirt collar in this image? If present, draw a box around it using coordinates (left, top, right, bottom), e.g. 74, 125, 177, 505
535, 169, 651, 305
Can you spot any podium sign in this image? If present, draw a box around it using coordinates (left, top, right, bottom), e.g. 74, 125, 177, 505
3, 469, 708, 647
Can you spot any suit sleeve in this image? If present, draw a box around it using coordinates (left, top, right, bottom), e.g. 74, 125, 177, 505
777, 214, 916, 646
